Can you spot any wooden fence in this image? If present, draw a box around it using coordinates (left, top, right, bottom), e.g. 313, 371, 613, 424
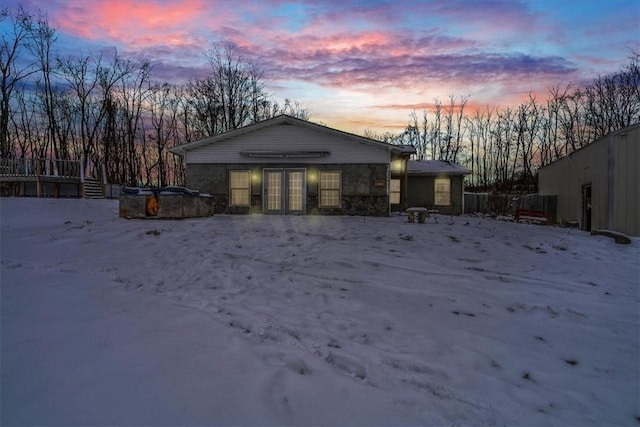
464, 192, 515, 215
464, 192, 557, 223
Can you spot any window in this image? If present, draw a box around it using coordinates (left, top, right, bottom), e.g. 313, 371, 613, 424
390, 179, 401, 204
229, 170, 250, 206
434, 177, 451, 206
288, 171, 304, 212
319, 171, 341, 208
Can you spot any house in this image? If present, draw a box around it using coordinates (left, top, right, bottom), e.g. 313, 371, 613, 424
170, 115, 415, 216
403, 160, 470, 215
538, 123, 639, 237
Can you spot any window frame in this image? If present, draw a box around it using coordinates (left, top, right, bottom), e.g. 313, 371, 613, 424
229, 170, 251, 207
434, 177, 451, 206
319, 171, 342, 208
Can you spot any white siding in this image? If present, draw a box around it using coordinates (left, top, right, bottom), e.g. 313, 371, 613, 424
185, 123, 390, 164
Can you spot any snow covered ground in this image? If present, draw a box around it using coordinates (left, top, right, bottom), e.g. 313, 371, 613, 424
1, 198, 638, 426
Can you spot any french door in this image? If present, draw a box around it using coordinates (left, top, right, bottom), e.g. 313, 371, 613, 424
263, 169, 306, 214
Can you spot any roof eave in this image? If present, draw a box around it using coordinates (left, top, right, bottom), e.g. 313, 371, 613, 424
170, 114, 401, 154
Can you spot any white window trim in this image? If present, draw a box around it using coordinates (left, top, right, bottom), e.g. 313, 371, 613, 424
319, 171, 341, 208
229, 170, 251, 207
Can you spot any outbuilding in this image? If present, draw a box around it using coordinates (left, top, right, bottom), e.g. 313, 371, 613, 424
170, 115, 414, 216
538, 123, 639, 236
404, 160, 470, 215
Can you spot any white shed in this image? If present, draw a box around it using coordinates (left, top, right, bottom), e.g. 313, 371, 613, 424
538, 124, 640, 236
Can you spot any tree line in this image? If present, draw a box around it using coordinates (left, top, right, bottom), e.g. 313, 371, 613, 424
1, 6, 308, 187
2, 6, 638, 191
370, 54, 639, 191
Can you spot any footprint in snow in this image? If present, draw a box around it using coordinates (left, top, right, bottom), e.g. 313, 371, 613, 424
452, 310, 476, 317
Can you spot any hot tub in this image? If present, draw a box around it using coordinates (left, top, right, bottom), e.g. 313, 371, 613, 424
119, 186, 214, 219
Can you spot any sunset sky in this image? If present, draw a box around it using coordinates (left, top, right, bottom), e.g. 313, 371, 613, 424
5, 0, 640, 134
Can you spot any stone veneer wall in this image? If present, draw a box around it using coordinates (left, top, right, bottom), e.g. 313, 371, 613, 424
187, 163, 390, 216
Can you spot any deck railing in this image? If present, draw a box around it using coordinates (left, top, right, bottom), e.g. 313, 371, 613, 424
0, 158, 83, 179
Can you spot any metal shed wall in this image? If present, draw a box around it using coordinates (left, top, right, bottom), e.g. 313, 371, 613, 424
538, 124, 639, 236
612, 126, 640, 236
185, 123, 390, 164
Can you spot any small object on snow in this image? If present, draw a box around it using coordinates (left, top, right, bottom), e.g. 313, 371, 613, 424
406, 207, 427, 223
591, 229, 632, 244
515, 209, 548, 224
406, 207, 438, 224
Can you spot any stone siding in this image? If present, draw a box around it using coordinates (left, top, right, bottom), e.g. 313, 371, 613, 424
186, 163, 390, 216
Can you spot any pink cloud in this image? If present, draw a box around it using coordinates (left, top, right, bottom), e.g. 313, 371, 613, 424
48, 0, 230, 50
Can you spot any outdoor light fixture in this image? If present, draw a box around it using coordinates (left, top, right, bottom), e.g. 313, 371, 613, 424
391, 159, 404, 172
307, 170, 317, 184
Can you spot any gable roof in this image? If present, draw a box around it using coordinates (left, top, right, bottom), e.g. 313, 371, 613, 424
408, 159, 470, 175
170, 114, 404, 156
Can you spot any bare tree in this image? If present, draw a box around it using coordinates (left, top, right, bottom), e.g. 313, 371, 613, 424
145, 82, 181, 186
8, 84, 38, 158
206, 43, 255, 131
116, 58, 150, 185
0, 6, 38, 157
440, 94, 468, 163
583, 53, 640, 139
58, 53, 102, 168
27, 10, 59, 159
279, 98, 310, 120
